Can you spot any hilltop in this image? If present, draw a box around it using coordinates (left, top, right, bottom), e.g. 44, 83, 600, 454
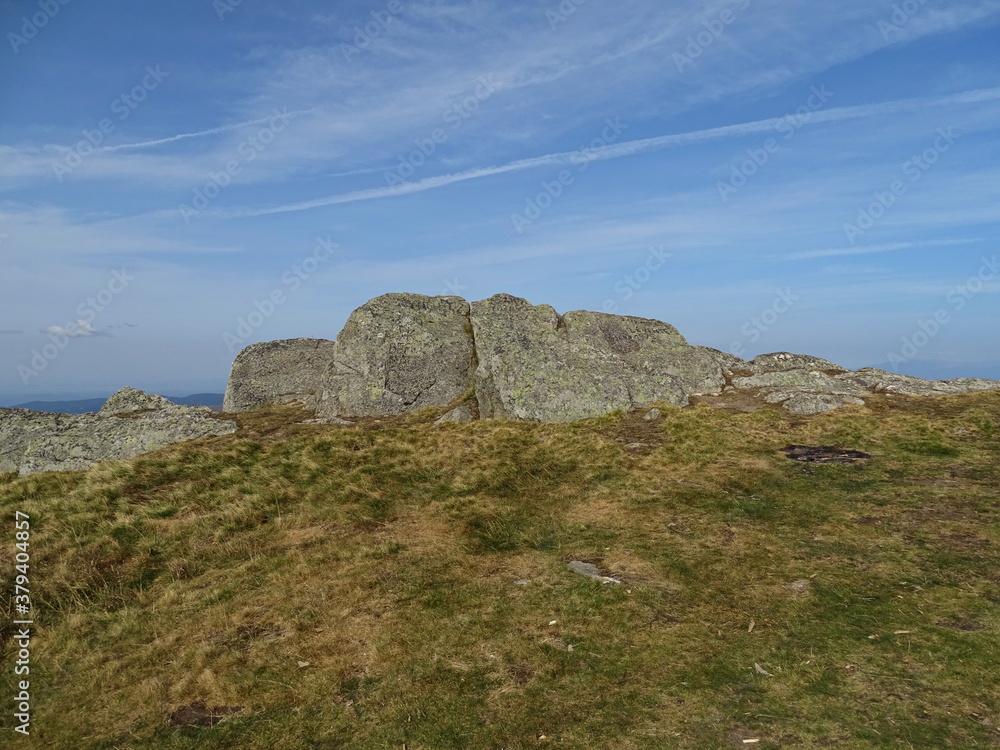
1, 391, 998, 748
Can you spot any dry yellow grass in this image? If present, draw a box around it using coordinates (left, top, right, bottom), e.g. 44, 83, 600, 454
1, 393, 998, 748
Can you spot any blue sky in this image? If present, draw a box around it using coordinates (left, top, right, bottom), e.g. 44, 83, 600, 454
2, 0, 999, 404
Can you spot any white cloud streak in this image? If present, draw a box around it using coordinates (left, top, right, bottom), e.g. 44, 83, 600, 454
232, 86, 1000, 217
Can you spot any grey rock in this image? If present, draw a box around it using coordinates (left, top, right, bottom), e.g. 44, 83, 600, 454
0, 410, 69, 473
846, 368, 1000, 396
219, 293, 1000, 423
696, 346, 751, 375
734, 369, 864, 395
224, 338, 337, 412
317, 294, 476, 419
100, 386, 174, 415
750, 352, 845, 373
567, 560, 621, 584
778, 392, 866, 416
470, 294, 726, 422
435, 405, 475, 424
5, 388, 237, 476
644, 408, 663, 421
734, 368, 867, 414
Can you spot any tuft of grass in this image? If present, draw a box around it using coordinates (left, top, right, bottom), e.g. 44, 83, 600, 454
1, 395, 999, 748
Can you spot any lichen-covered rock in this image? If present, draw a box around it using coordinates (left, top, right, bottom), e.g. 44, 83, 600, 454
223, 338, 337, 412
750, 352, 845, 373
316, 294, 476, 419
470, 294, 723, 422
100, 386, 174, 415
696, 346, 751, 375
7, 388, 237, 476
0, 410, 71, 473
732, 369, 868, 415
733, 369, 866, 396
221, 293, 1000, 423
764, 391, 866, 415
846, 368, 1000, 396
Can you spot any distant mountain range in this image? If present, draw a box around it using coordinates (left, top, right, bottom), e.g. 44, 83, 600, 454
12, 394, 225, 414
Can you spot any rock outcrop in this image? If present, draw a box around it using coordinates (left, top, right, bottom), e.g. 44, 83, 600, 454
470, 294, 731, 421
2, 388, 237, 476
223, 293, 1000, 422
223, 339, 336, 412
315, 294, 476, 419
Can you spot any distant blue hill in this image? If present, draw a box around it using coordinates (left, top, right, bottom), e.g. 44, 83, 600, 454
12, 393, 225, 414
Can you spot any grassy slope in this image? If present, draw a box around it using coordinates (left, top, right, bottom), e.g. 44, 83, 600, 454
1, 395, 998, 749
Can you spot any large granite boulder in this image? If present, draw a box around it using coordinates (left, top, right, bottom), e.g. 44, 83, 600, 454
2, 388, 237, 476
0, 410, 71, 473
223, 338, 336, 412
222, 294, 1000, 422
469, 294, 730, 422
315, 294, 476, 419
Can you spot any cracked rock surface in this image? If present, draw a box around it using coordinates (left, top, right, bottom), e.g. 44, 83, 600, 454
223, 293, 1000, 422
2, 388, 236, 476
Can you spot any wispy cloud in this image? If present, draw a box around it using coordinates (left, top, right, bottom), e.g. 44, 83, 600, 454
785, 239, 979, 261
231, 86, 1000, 217
42, 320, 110, 338
96, 110, 316, 152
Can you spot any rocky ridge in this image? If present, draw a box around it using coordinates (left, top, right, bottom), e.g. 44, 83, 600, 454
1, 387, 236, 477
225, 293, 1000, 422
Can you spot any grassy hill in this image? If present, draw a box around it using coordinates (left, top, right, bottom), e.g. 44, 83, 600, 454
2, 394, 998, 749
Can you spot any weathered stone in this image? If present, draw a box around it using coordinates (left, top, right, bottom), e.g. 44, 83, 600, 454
316, 294, 476, 418
845, 368, 1000, 396
696, 346, 751, 375
644, 408, 663, 421
217, 293, 1000, 423
435, 405, 475, 424
470, 294, 726, 422
8, 388, 237, 476
750, 352, 845, 373
100, 386, 174, 415
567, 560, 621, 583
734, 369, 867, 397
775, 392, 865, 416
224, 338, 337, 412
0, 410, 70, 473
